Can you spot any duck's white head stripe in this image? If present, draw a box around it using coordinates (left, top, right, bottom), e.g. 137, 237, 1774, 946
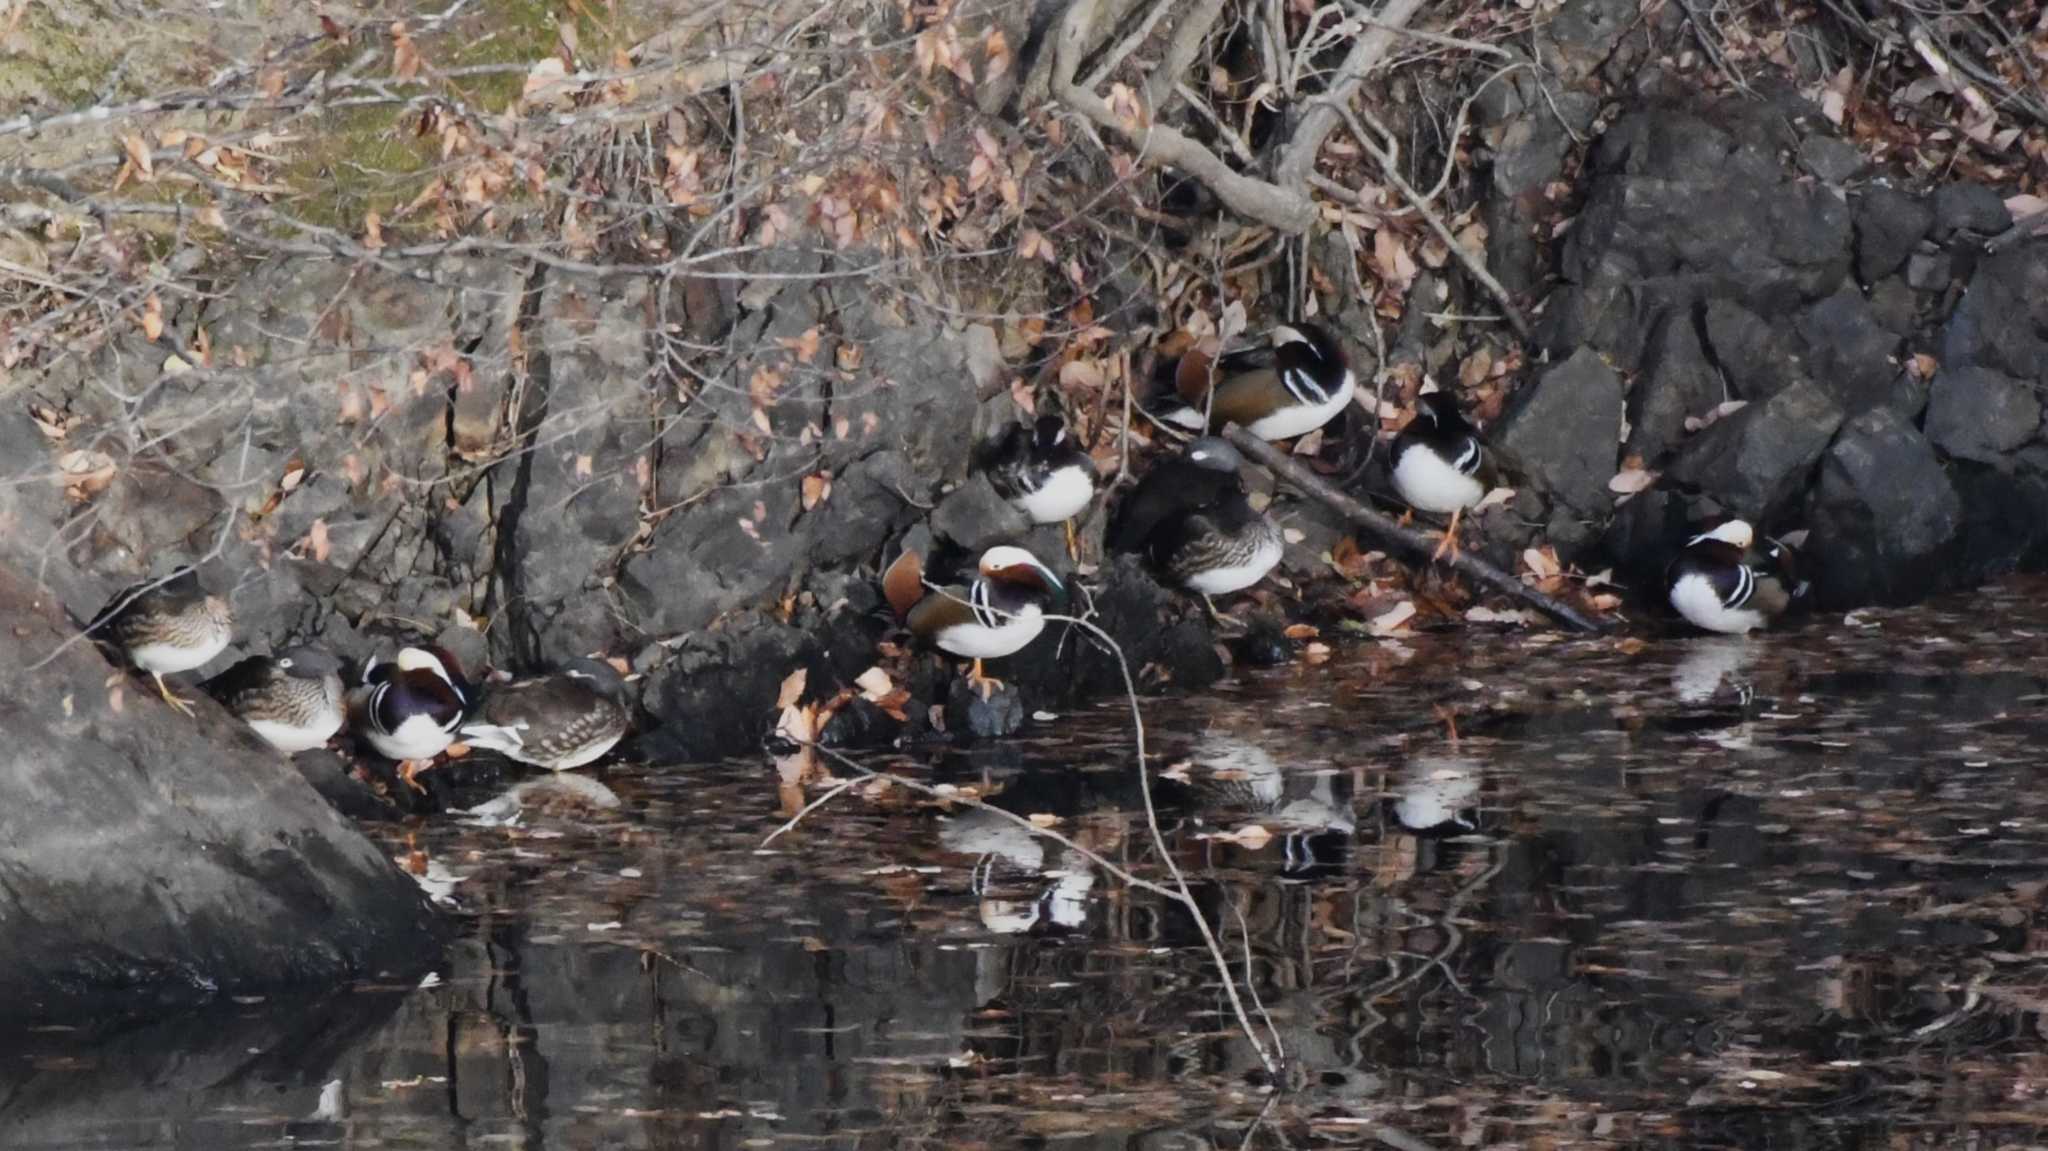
1725, 563, 1755, 609
970, 578, 1000, 629
1451, 439, 1481, 474
1282, 366, 1329, 406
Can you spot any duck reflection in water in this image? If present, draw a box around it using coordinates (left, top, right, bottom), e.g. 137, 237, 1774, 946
1670, 635, 1760, 705
1174, 731, 1356, 875
939, 808, 1097, 935
1386, 754, 1482, 836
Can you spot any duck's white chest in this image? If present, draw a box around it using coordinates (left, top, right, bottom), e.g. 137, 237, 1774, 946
936, 605, 1046, 659
129, 631, 230, 675
1245, 371, 1356, 441
1669, 572, 1764, 635
1014, 465, 1095, 523
1392, 446, 1485, 514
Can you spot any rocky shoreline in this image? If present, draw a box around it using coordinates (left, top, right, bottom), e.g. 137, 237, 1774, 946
1, 0, 2045, 1015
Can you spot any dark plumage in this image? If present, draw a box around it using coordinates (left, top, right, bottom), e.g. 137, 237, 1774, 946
203, 646, 347, 753
90, 567, 234, 714
972, 413, 1098, 526
1154, 321, 1355, 441
1109, 437, 1282, 596
460, 658, 630, 772
1390, 390, 1489, 511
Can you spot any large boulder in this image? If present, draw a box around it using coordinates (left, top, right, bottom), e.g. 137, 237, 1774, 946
1665, 378, 1842, 519
1805, 409, 1964, 605
1540, 101, 1853, 369
1923, 367, 2042, 463
1627, 309, 1724, 466
1494, 348, 1624, 515
0, 563, 439, 1021
1941, 241, 2048, 384
1851, 186, 1932, 284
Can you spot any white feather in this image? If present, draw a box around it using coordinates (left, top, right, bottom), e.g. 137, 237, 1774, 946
1392, 443, 1486, 514
458, 720, 527, 755
365, 709, 460, 761
129, 632, 230, 675
247, 712, 344, 755
1183, 532, 1282, 595
1013, 464, 1095, 523
1160, 405, 1208, 431
935, 603, 1046, 659
1669, 571, 1765, 635
1244, 369, 1355, 440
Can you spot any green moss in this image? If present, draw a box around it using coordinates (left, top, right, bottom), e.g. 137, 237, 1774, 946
0, 6, 115, 110
279, 105, 438, 230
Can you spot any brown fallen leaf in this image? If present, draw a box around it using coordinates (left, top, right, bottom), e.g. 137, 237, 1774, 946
775, 667, 809, 711
140, 292, 163, 341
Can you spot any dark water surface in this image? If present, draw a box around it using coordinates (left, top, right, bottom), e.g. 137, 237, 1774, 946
11, 578, 2048, 1149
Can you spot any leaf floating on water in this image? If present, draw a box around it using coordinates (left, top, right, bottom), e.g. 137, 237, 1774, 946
1466, 605, 1533, 625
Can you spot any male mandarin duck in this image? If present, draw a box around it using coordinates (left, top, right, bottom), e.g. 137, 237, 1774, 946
1665, 519, 1808, 635
1390, 386, 1493, 561
1155, 321, 1354, 442
351, 645, 472, 789
973, 411, 1098, 558
884, 544, 1064, 698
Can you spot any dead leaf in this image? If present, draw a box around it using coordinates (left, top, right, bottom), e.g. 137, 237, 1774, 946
522, 57, 569, 105
1369, 601, 1417, 636
779, 327, 821, 364
775, 667, 808, 711
1027, 812, 1060, 828
1522, 547, 1560, 580
854, 666, 893, 700
1283, 623, 1320, 640
140, 292, 163, 341
1465, 605, 1532, 625
304, 518, 332, 563
800, 471, 831, 510
1372, 229, 1419, 293
1474, 486, 1516, 512
391, 22, 420, 82
363, 211, 385, 251
574, 454, 594, 479
1607, 468, 1657, 495
121, 134, 154, 181
1303, 641, 1333, 664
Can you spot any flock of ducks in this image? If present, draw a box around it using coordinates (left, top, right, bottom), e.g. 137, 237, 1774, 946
83, 320, 1808, 786
87, 570, 628, 786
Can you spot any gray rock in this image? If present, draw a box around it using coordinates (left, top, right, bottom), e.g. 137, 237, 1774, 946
1799, 136, 1867, 185
1667, 378, 1844, 518
1702, 299, 1806, 401
1924, 367, 2042, 462
1806, 408, 1963, 605
1494, 348, 1623, 514
946, 676, 1027, 738
1794, 289, 1901, 414
1852, 187, 1932, 283
1932, 183, 2013, 239
1627, 310, 1723, 466
930, 475, 1029, 554
1906, 248, 1954, 292
0, 561, 439, 1021
1541, 105, 1852, 368
1941, 241, 2048, 383
1866, 276, 1920, 336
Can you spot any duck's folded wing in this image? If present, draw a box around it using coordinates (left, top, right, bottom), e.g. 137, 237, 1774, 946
905, 584, 979, 638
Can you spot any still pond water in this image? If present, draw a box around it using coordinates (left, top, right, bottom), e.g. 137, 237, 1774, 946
11, 578, 2048, 1149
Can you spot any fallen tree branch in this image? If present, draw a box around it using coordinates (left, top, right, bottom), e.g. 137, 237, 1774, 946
1054, 0, 1316, 233
1223, 425, 1608, 633
1272, 0, 1430, 193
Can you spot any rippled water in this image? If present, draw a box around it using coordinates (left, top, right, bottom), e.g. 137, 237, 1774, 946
10, 578, 2048, 1149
